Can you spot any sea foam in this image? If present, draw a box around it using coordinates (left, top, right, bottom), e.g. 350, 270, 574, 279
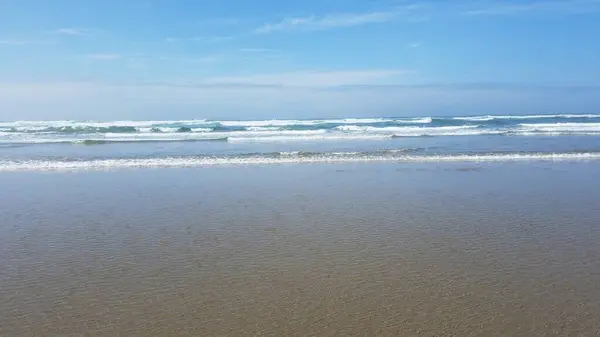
2, 152, 600, 172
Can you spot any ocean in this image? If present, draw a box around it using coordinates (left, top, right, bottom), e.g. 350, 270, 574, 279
2, 113, 600, 171
2, 114, 600, 336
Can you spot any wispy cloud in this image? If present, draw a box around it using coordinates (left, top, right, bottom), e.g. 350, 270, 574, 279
254, 11, 398, 34
253, 3, 430, 34
86, 54, 121, 60
165, 36, 234, 43
48, 27, 94, 36
239, 48, 279, 53
185, 56, 221, 64
463, 0, 600, 15
407, 42, 422, 48
252, 0, 600, 32
122, 54, 219, 68
0, 39, 52, 46
157, 55, 220, 64
188, 70, 409, 87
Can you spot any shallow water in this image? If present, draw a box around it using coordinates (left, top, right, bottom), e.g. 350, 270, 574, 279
1, 163, 600, 336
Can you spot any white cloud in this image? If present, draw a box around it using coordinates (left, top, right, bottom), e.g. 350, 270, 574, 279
48, 28, 92, 36
239, 48, 279, 53
0, 39, 52, 46
190, 70, 409, 87
250, 0, 600, 30
407, 42, 422, 48
156, 55, 220, 63
166, 36, 233, 43
463, 0, 600, 15
86, 54, 121, 60
254, 11, 398, 34
186, 56, 221, 63
248, 1, 600, 35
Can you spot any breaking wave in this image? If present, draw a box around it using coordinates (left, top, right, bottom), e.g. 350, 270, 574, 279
454, 114, 600, 121
2, 151, 600, 172
2, 114, 600, 145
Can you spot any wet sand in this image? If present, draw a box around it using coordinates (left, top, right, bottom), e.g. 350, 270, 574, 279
1, 163, 600, 336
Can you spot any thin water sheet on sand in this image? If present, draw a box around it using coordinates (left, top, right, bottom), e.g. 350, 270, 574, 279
1, 162, 599, 336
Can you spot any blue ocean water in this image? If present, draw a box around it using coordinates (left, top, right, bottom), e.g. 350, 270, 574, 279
1, 114, 600, 171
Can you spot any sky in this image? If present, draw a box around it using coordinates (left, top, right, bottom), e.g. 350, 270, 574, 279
1, 0, 600, 120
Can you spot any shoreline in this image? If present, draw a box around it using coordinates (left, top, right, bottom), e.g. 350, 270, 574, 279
2, 151, 600, 172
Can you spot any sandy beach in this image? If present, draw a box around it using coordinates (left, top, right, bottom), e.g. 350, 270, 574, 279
1, 162, 599, 336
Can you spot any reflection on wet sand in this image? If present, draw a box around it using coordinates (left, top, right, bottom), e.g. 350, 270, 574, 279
1, 164, 600, 336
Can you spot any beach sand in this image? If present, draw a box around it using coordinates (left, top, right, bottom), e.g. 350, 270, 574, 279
1, 162, 600, 336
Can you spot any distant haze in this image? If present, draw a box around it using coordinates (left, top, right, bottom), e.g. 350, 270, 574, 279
1, 82, 599, 120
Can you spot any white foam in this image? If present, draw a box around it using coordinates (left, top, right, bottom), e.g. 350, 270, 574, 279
331, 118, 394, 124
0, 127, 228, 143
2, 118, 391, 133
377, 125, 477, 133
136, 127, 213, 133
279, 151, 301, 156
4, 115, 600, 134
102, 132, 224, 139
154, 127, 180, 133
2, 152, 600, 171
0, 130, 331, 144
229, 130, 328, 137
228, 134, 390, 142
335, 125, 501, 137
334, 125, 369, 131
245, 126, 284, 131
0, 137, 227, 144
515, 131, 600, 136
0, 124, 508, 144
454, 114, 600, 121
0, 120, 213, 132
4, 116, 600, 144
12, 126, 52, 132
393, 128, 507, 137
219, 120, 310, 127
0, 120, 74, 128
219, 118, 393, 127
395, 117, 433, 124
334, 125, 479, 134
519, 122, 600, 132
453, 116, 496, 121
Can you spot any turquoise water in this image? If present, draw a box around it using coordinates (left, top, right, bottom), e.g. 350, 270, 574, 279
2, 114, 600, 170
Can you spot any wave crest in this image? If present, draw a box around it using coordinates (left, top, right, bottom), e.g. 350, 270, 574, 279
3, 151, 600, 171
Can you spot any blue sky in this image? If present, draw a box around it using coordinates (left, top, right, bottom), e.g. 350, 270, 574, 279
1, 0, 599, 120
